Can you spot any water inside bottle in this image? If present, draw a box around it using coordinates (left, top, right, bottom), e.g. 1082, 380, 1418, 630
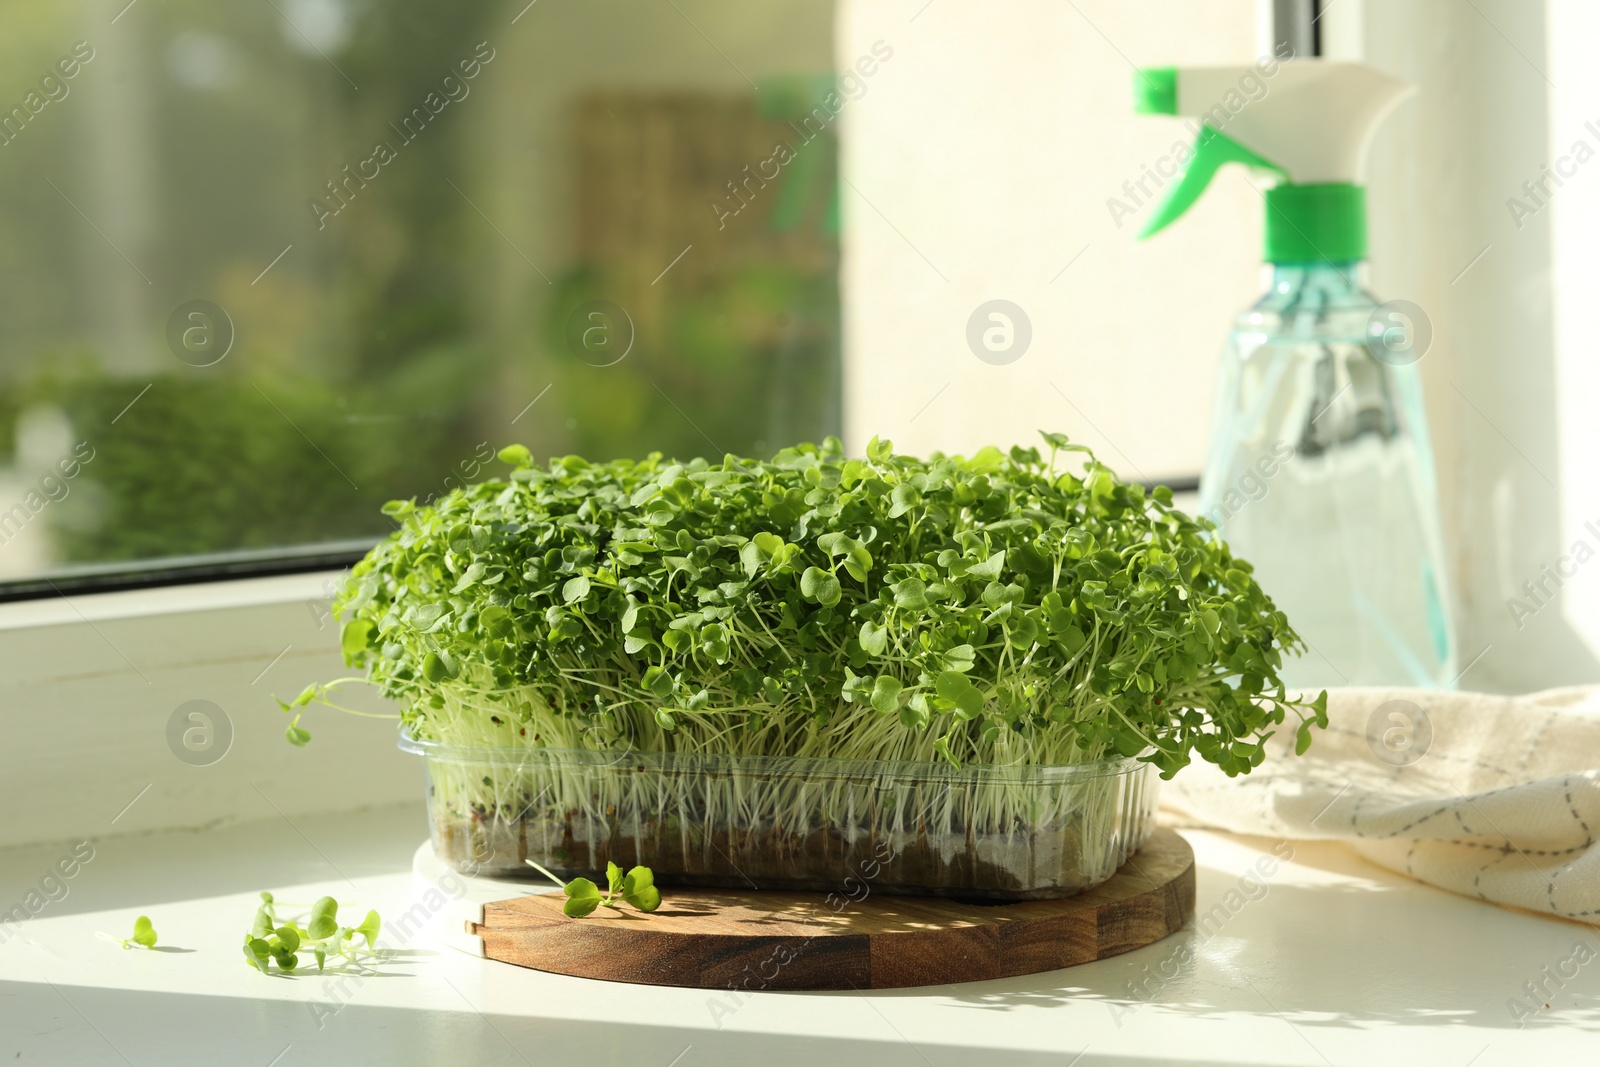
1199, 265, 1457, 689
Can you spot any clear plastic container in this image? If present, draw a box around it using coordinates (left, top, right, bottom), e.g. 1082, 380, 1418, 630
400, 732, 1159, 900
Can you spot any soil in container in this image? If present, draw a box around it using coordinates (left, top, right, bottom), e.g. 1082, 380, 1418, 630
424, 753, 1155, 900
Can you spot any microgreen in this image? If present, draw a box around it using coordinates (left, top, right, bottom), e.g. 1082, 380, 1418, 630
243, 891, 382, 974
116, 915, 157, 950
277, 678, 397, 747
286, 432, 1324, 780
526, 859, 662, 917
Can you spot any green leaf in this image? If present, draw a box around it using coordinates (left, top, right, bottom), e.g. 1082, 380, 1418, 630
624, 884, 661, 912
942, 644, 975, 672
892, 578, 929, 611
422, 652, 458, 683
307, 897, 339, 941
643, 666, 674, 700
968, 550, 1006, 580
130, 915, 157, 948
498, 444, 533, 467
888, 483, 920, 517
752, 531, 784, 558
1113, 728, 1146, 757
898, 697, 930, 730
354, 910, 382, 948
562, 576, 591, 604
699, 623, 730, 662
621, 865, 654, 894
285, 719, 311, 747
244, 936, 275, 971
563, 877, 603, 918
799, 567, 841, 607
606, 861, 625, 896
1057, 624, 1088, 655
341, 620, 373, 657
621, 866, 661, 912
314, 946, 327, 971
935, 671, 984, 719
275, 925, 300, 953
479, 605, 514, 639
858, 620, 888, 657
563, 895, 601, 918
869, 675, 903, 716
1295, 719, 1314, 756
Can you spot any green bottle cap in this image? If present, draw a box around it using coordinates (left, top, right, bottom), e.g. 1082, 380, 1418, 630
1133, 67, 1177, 115
1263, 183, 1366, 264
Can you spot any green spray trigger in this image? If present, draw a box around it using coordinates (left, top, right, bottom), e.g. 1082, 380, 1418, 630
1138, 126, 1287, 240
1131, 61, 1414, 261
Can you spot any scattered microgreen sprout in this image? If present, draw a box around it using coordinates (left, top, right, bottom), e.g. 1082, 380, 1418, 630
277, 680, 397, 747
110, 916, 157, 950
243, 891, 382, 974
526, 859, 661, 917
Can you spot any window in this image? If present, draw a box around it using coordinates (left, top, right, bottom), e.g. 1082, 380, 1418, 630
0, 0, 841, 590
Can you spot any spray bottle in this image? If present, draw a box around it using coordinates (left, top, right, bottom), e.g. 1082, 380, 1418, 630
1135, 60, 1457, 689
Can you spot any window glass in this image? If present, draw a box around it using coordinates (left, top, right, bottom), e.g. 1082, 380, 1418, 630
0, 0, 839, 582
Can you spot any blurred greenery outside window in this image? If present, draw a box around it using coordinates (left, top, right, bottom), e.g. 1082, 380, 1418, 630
0, 0, 841, 584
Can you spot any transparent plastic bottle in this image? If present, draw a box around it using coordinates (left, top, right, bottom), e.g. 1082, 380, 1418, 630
1199, 263, 1457, 689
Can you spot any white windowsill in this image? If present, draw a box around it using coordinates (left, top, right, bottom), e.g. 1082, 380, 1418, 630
0, 570, 414, 852
0, 570, 344, 631
2, 815, 1592, 1065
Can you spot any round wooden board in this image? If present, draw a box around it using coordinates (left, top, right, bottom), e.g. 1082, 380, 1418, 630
472, 827, 1194, 990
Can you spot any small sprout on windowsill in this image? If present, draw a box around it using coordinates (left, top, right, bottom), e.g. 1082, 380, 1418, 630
243, 892, 383, 974
129, 915, 158, 948
526, 859, 662, 917
103, 915, 158, 950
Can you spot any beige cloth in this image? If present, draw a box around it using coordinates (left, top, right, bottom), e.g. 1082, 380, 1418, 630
1161, 686, 1600, 925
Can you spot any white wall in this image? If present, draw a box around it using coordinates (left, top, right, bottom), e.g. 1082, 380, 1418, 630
838, 0, 1262, 481
1547, 0, 1600, 676
1345, 0, 1600, 691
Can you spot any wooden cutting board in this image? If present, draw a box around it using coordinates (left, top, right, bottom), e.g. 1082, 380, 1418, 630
471, 827, 1194, 989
